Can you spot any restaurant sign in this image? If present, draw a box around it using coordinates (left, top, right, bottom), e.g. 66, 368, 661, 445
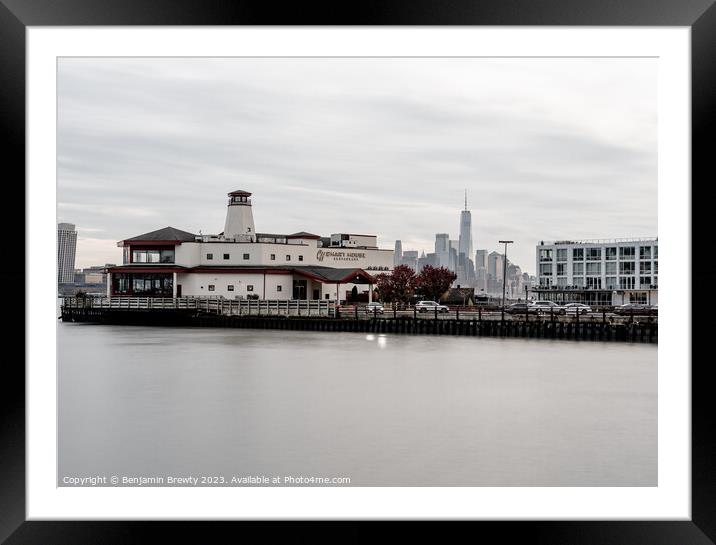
316, 249, 366, 262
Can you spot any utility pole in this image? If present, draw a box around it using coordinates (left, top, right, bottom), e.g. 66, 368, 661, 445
499, 240, 513, 321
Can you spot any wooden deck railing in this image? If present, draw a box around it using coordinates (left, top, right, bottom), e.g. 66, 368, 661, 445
61, 296, 337, 317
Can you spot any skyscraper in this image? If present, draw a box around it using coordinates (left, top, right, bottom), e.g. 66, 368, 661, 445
435, 233, 450, 268
400, 250, 419, 271
394, 240, 403, 267
58, 222, 77, 284
456, 191, 476, 286
458, 190, 473, 262
475, 249, 488, 292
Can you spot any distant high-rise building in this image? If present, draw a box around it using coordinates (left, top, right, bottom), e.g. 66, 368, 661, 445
58, 222, 77, 284
451, 192, 476, 287
475, 249, 487, 270
435, 233, 450, 269
449, 240, 459, 273
475, 249, 488, 292
400, 250, 419, 271
487, 251, 505, 295
418, 252, 438, 272
394, 240, 403, 266
458, 190, 474, 264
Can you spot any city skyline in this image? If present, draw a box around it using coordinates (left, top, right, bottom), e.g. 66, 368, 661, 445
58, 57, 657, 270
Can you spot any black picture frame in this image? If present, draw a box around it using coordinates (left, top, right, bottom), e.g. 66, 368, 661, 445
3, 0, 712, 542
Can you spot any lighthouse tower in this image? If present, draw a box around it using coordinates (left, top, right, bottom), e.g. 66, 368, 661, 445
223, 190, 256, 242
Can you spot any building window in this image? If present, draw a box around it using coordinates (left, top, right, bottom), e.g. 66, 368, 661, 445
573, 262, 584, 275
243, 253, 250, 260
286, 255, 291, 261
247, 285, 254, 292
325, 293, 330, 299
223, 253, 230, 260
620, 262, 635, 275
640, 246, 651, 259
131, 249, 175, 263
640, 261, 651, 274
539, 249, 553, 262
605, 277, 617, 289
606, 262, 617, 275
619, 246, 635, 260
654, 261, 658, 273
227, 285, 234, 291
605, 247, 617, 260
270, 254, 276, 261
298, 255, 304, 262
640, 276, 652, 287
556, 263, 566, 276
654, 246, 658, 258
556, 277, 567, 287
539, 263, 552, 276
586, 263, 601, 275
573, 248, 584, 260
630, 292, 648, 304
556, 249, 567, 262
277, 285, 282, 292
586, 248, 601, 261
206, 253, 213, 260
586, 277, 601, 289
573, 276, 584, 287
208, 285, 215, 291
619, 277, 635, 289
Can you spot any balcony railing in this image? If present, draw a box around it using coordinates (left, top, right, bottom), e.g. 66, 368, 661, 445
61, 296, 337, 317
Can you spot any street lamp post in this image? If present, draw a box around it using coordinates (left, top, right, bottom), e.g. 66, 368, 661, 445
499, 240, 514, 321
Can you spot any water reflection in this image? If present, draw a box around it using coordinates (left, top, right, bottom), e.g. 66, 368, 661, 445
58, 324, 657, 486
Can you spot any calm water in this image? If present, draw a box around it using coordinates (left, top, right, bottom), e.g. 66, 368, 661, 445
58, 323, 657, 486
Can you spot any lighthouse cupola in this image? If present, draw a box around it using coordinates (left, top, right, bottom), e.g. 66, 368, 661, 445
223, 190, 256, 242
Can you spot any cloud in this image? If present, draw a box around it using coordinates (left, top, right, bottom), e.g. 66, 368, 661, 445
58, 57, 657, 271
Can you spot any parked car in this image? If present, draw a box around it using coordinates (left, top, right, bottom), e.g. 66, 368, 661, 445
415, 300, 449, 313
563, 303, 592, 315
528, 300, 564, 314
613, 303, 657, 316
365, 302, 384, 315
505, 302, 537, 314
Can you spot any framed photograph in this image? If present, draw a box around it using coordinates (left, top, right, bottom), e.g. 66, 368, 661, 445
4, 0, 713, 542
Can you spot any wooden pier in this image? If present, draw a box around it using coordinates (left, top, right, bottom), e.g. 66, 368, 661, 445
60, 297, 657, 343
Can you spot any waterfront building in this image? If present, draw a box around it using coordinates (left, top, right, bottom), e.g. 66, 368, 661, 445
533, 237, 658, 305
58, 223, 77, 284
106, 190, 393, 301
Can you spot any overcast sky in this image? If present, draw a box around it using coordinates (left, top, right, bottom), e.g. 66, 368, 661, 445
58, 57, 657, 272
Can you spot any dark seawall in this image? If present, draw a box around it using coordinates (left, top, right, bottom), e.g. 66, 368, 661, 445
60, 307, 657, 344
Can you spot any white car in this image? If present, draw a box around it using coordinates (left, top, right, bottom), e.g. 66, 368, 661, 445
366, 302, 384, 314
415, 300, 449, 313
529, 300, 564, 314
563, 303, 592, 315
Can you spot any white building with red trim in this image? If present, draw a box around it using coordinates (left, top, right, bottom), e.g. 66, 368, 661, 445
106, 190, 394, 301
